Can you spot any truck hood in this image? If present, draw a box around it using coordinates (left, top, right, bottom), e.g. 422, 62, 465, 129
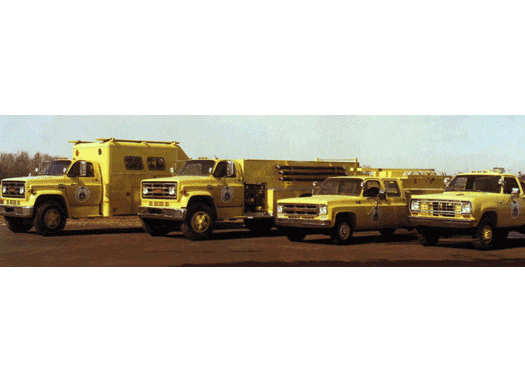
2, 175, 67, 185
412, 191, 498, 202
145, 176, 215, 187
278, 195, 361, 205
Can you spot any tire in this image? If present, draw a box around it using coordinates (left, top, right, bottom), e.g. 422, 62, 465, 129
142, 218, 172, 237
34, 202, 67, 236
181, 204, 214, 241
331, 219, 353, 245
244, 218, 274, 235
286, 230, 306, 242
473, 218, 496, 250
5, 217, 33, 233
379, 228, 396, 236
419, 228, 439, 246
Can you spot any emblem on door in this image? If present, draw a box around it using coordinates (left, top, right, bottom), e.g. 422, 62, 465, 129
75, 186, 91, 202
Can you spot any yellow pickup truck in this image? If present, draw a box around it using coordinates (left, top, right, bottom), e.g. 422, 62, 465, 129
275, 171, 447, 244
409, 169, 525, 250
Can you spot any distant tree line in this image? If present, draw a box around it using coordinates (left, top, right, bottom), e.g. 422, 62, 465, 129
0, 151, 57, 181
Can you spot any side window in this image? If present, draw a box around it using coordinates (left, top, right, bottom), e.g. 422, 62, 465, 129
213, 161, 228, 178
384, 180, 401, 197
147, 157, 166, 171
124, 156, 144, 170
363, 180, 382, 198
504, 177, 519, 194
67, 161, 94, 177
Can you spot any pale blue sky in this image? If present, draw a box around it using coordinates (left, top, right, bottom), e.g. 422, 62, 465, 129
0, 115, 523, 175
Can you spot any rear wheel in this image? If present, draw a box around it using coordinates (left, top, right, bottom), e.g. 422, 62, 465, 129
142, 218, 172, 237
181, 204, 214, 241
331, 219, 353, 245
5, 217, 33, 233
473, 219, 496, 250
34, 202, 67, 236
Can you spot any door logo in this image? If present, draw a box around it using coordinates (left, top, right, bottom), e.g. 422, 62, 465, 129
369, 205, 381, 223
221, 186, 234, 203
511, 200, 521, 218
75, 186, 91, 202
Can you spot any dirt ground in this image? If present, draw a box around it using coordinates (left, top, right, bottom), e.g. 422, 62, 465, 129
1, 215, 525, 266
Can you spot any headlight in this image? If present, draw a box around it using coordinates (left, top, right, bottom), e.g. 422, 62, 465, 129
319, 205, 328, 215
276, 204, 283, 214
169, 186, 176, 196
2, 186, 6, 194
461, 201, 472, 214
142, 187, 148, 195
411, 200, 420, 211
19, 186, 25, 195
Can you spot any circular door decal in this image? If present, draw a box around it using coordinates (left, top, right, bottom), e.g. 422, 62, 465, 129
221, 186, 234, 203
369, 205, 381, 224
75, 186, 91, 202
511, 200, 521, 218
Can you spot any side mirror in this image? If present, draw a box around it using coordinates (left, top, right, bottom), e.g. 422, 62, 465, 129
170, 167, 175, 175
512, 188, 520, 199
79, 161, 87, 177
498, 178, 505, 186
227, 161, 235, 177
35, 167, 39, 174
378, 189, 387, 200
444, 178, 451, 186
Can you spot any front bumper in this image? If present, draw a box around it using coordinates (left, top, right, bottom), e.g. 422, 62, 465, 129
409, 216, 476, 229
138, 206, 187, 221
275, 218, 331, 229
0, 204, 34, 218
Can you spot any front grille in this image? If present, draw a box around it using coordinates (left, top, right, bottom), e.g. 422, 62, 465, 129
142, 182, 177, 199
281, 204, 319, 217
419, 200, 462, 217
2, 181, 25, 199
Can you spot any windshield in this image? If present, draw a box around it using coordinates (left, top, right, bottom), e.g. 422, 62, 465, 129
177, 160, 216, 176
39, 160, 71, 176
446, 175, 501, 193
319, 178, 363, 196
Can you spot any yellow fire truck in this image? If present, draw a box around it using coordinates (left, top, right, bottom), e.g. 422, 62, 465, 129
0, 138, 189, 235
138, 158, 361, 239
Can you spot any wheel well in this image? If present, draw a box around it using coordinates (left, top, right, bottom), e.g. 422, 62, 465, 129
34, 195, 69, 217
188, 196, 217, 219
481, 211, 498, 226
335, 212, 355, 227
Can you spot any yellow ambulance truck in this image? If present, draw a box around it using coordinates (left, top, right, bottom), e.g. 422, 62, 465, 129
0, 138, 189, 235
138, 158, 361, 239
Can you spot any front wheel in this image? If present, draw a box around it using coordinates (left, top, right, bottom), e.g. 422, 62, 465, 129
181, 204, 214, 241
331, 219, 353, 245
473, 219, 496, 250
34, 202, 67, 236
5, 217, 33, 233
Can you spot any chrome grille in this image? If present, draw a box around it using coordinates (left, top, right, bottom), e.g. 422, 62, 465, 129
281, 204, 319, 217
2, 181, 25, 198
142, 182, 177, 199
420, 200, 462, 217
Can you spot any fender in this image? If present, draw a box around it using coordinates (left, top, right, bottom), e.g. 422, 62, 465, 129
32, 192, 70, 218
